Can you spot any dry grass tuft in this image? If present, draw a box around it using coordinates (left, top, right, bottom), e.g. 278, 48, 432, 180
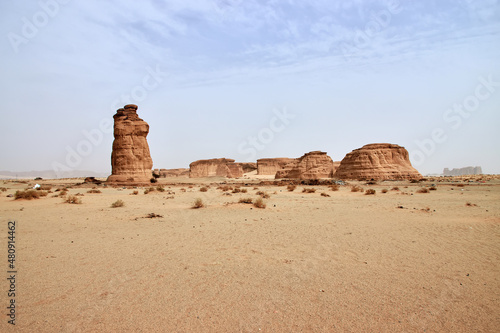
417, 188, 430, 194
14, 190, 45, 200
144, 187, 156, 194
131, 190, 139, 195
253, 198, 266, 209
192, 198, 205, 209
238, 198, 253, 204
87, 189, 102, 194
365, 189, 376, 195
351, 185, 363, 193
381, 189, 388, 193
391, 187, 400, 191
302, 188, 317, 193
330, 184, 339, 191
287, 185, 297, 192
111, 199, 124, 208
200, 187, 208, 192
465, 202, 478, 207
64, 195, 82, 204
321, 192, 330, 197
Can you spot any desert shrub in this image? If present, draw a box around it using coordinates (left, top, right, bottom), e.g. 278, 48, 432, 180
365, 181, 377, 185
150, 178, 158, 183
14, 190, 40, 200
144, 187, 156, 194
239, 198, 253, 204
457, 184, 465, 187
0, 187, 7, 192
111, 200, 125, 208
232, 188, 241, 193
156, 186, 165, 192
287, 185, 297, 192
417, 188, 430, 194
253, 187, 259, 190
302, 188, 316, 193
59, 189, 68, 197
200, 186, 208, 192
131, 190, 139, 195
465, 202, 478, 207
321, 192, 330, 197
391, 187, 400, 191
87, 189, 102, 194
410, 179, 420, 183
188, 185, 193, 189
218, 185, 232, 192
429, 186, 437, 191
381, 189, 388, 193
365, 189, 376, 195
351, 185, 363, 192
241, 189, 248, 193
330, 184, 339, 191
192, 198, 205, 209
253, 198, 266, 209
38, 185, 52, 191
65, 195, 82, 204
256, 191, 271, 198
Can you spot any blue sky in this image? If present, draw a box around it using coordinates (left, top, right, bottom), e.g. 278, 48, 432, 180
1, 0, 499, 175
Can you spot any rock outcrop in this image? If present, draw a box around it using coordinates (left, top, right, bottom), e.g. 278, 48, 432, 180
153, 168, 190, 178
106, 104, 153, 185
257, 158, 296, 175
237, 163, 258, 174
334, 143, 422, 180
275, 151, 336, 180
189, 158, 243, 178
443, 166, 482, 176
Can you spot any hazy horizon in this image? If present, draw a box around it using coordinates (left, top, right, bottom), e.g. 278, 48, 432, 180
1, 1, 499, 175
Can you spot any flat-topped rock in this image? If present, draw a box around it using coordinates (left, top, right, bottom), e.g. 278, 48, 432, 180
275, 151, 335, 180
257, 158, 296, 175
334, 143, 422, 180
189, 158, 243, 178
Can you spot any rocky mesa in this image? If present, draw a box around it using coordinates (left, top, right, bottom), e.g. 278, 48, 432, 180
189, 158, 243, 178
334, 143, 422, 180
275, 151, 337, 180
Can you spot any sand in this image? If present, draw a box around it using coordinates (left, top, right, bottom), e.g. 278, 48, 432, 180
1, 177, 499, 332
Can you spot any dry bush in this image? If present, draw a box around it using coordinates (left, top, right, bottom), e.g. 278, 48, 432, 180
241, 189, 248, 193
87, 189, 102, 194
365, 181, 377, 185
350, 185, 363, 192
238, 198, 253, 204
200, 187, 208, 192
457, 184, 465, 187
253, 198, 266, 209
188, 185, 193, 189
111, 200, 125, 208
287, 185, 297, 192
180, 188, 186, 192
410, 179, 420, 183
232, 188, 241, 193
130, 190, 139, 195
156, 186, 165, 192
218, 185, 232, 192
192, 198, 205, 209
381, 189, 388, 193
429, 186, 437, 191
38, 185, 52, 191
144, 187, 156, 194
1, 187, 8, 192
253, 187, 259, 190
391, 187, 400, 191
14, 190, 42, 200
256, 191, 271, 198
465, 202, 478, 207
321, 192, 330, 197
365, 189, 376, 195
64, 195, 82, 204
302, 188, 316, 193
417, 188, 430, 194
330, 184, 339, 191
146, 213, 163, 218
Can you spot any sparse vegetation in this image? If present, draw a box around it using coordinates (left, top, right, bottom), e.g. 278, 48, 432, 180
256, 191, 271, 198
144, 187, 156, 194
111, 199, 125, 208
87, 189, 102, 194
150, 178, 158, 183
37, 185, 52, 191
465, 202, 478, 207
391, 187, 400, 191
302, 188, 316, 193
200, 187, 208, 192
146, 213, 163, 218
321, 192, 330, 197
0, 187, 7, 192
14, 190, 45, 200
192, 198, 205, 209
64, 195, 82, 204
417, 188, 430, 194
156, 186, 165, 192
241, 189, 248, 193
287, 185, 297, 192
238, 198, 253, 204
253, 198, 266, 209
218, 185, 233, 192
381, 189, 388, 193
457, 184, 465, 187
365, 189, 376, 195
232, 188, 241, 193
350, 185, 363, 193
131, 190, 139, 195
429, 186, 437, 191
330, 184, 339, 191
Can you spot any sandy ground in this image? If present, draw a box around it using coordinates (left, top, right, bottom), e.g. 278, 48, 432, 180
0, 177, 499, 332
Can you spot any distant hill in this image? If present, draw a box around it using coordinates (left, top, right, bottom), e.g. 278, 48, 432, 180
443, 166, 483, 176
0, 170, 109, 179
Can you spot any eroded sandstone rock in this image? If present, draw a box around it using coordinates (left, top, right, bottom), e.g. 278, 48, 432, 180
106, 104, 153, 185
275, 151, 335, 180
189, 158, 243, 178
334, 143, 422, 180
257, 158, 296, 175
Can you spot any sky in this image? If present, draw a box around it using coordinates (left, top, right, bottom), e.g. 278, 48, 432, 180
0, 0, 499, 176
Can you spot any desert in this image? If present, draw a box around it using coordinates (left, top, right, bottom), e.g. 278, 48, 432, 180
1, 174, 499, 332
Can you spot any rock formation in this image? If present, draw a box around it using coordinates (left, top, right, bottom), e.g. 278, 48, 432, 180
237, 163, 258, 174
189, 158, 243, 178
106, 104, 153, 185
153, 168, 190, 178
443, 166, 482, 176
334, 143, 422, 180
275, 151, 336, 179
257, 158, 296, 175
